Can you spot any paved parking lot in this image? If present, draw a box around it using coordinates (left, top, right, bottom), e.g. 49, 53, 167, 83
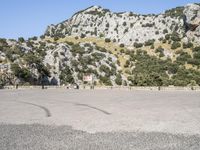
0, 89, 200, 149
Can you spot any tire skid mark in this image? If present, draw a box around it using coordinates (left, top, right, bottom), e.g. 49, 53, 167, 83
59, 101, 111, 115
16, 101, 52, 117
74, 103, 111, 115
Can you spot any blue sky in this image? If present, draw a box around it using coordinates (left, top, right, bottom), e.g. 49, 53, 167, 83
0, 0, 198, 39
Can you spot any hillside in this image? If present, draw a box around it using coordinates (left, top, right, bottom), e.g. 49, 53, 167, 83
0, 3, 200, 87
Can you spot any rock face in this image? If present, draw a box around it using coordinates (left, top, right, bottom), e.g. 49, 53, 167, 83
43, 43, 121, 85
45, 4, 200, 45
184, 3, 200, 24
183, 4, 200, 42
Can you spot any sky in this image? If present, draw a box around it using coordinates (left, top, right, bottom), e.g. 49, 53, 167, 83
0, 0, 199, 39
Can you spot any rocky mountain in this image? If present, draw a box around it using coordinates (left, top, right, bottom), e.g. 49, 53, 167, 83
0, 3, 200, 87
45, 4, 200, 45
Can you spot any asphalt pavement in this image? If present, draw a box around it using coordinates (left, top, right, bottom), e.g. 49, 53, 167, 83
0, 89, 200, 149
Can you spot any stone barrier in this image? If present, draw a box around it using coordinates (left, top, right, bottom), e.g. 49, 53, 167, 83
2, 85, 200, 91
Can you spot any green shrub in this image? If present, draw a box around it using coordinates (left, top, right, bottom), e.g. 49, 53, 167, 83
100, 76, 112, 86
134, 42, 143, 48
155, 46, 164, 53
130, 23, 134, 28
124, 28, 129, 34
171, 42, 181, 49
92, 52, 105, 61
164, 7, 184, 18
155, 31, 159, 35
106, 23, 110, 28
123, 22, 127, 26
105, 38, 111, 43
115, 74, 122, 85
23, 53, 42, 65
150, 45, 155, 49
99, 33, 104, 38
95, 46, 107, 52
193, 52, 200, 59
124, 60, 130, 68
31, 36, 38, 41
71, 44, 85, 55
120, 43, 125, 48
113, 39, 116, 42
80, 33, 86, 38
155, 47, 165, 57
193, 46, 200, 52
159, 52, 165, 57
0, 38, 8, 46
162, 39, 167, 43
54, 37, 59, 41
187, 58, 200, 66
11, 63, 33, 82
99, 65, 112, 76
18, 37, 25, 43
171, 32, 181, 41
120, 49, 125, 53
183, 42, 193, 49
59, 65, 74, 84
167, 63, 179, 74
163, 29, 168, 34
176, 52, 191, 64
142, 23, 155, 27
129, 12, 134, 17
144, 39, 155, 46
165, 34, 170, 40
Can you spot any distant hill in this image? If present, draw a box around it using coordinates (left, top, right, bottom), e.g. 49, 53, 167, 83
0, 3, 200, 87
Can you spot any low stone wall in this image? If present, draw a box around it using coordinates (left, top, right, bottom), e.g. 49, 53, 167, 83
92, 86, 200, 91
160, 86, 200, 91
3, 85, 65, 90
2, 85, 200, 91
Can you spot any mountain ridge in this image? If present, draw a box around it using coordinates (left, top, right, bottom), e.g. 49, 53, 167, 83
44, 3, 200, 47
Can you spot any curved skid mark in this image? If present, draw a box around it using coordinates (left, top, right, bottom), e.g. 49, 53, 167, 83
16, 101, 51, 117
57, 100, 111, 115
74, 103, 111, 115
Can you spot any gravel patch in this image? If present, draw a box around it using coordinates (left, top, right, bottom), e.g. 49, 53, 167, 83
0, 124, 200, 150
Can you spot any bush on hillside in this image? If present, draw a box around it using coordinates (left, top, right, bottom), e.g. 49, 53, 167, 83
18, 37, 25, 43
171, 42, 181, 49
171, 32, 181, 42
144, 39, 155, 46
183, 42, 193, 49
120, 43, 125, 48
115, 74, 122, 85
105, 38, 111, 43
134, 42, 143, 48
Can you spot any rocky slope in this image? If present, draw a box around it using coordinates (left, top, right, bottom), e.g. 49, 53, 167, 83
45, 4, 200, 45
0, 3, 200, 87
